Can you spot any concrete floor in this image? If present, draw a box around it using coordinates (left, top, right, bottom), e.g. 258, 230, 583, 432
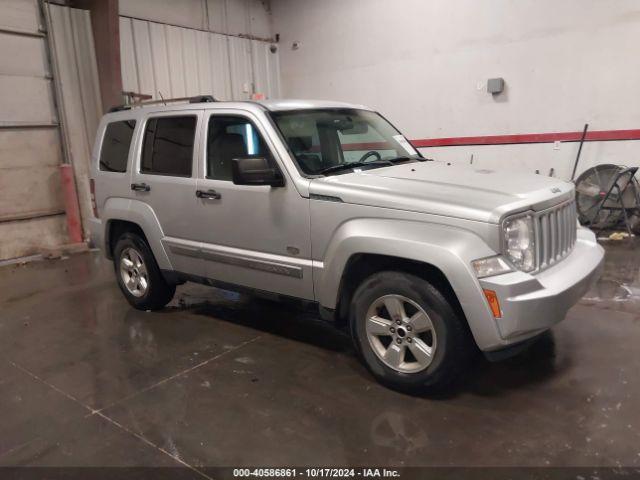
0, 238, 639, 471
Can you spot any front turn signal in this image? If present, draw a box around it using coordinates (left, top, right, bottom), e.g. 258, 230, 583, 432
483, 289, 502, 318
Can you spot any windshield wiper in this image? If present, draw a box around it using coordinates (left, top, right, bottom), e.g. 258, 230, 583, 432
319, 160, 393, 176
383, 156, 413, 163
385, 155, 428, 163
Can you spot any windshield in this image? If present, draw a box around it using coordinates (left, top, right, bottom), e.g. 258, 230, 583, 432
269, 108, 422, 176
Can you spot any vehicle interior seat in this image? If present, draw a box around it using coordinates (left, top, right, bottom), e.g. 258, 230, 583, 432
208, 131, 247, 180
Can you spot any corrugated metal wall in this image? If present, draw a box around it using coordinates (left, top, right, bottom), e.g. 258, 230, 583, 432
0, 0, 278, 260
118, 0, 274, 40
119, 16, 281, 101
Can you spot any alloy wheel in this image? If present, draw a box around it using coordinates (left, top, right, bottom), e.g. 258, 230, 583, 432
365, 294, 437, 373
119, 247, 149, 298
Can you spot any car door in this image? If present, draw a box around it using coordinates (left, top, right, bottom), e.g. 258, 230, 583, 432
193, 109, 314, 300
130, 110, 205, 277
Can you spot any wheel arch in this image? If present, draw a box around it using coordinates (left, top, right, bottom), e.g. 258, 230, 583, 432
105, 219, 148, 259
101, 197, 172, 270
334, 253, 465, 327
314, 218, 501, 349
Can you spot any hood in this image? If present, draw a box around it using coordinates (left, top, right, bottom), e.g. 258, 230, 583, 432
309, 161, 574, 223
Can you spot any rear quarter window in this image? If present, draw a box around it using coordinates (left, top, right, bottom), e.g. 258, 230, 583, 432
99, 120, 136, 173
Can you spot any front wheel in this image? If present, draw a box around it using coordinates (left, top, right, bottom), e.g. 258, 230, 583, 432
350, 271, 473, 393
113, 232, 175, 310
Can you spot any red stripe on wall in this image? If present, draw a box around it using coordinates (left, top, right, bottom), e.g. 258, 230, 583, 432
410, 128, 640, 148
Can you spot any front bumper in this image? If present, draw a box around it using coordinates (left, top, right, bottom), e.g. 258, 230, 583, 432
479, 227, 604, 350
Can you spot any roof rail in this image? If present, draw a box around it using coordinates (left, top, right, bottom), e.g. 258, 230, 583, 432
189, 95, 216, 104
108, 94, 217, 113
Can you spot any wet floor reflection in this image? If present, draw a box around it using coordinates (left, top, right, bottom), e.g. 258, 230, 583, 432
174, 285, 566, 398
0, 237, 638, 467
582, 237, 640, 313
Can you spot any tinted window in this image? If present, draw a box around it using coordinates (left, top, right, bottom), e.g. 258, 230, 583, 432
207, 116, 271, 181
99, 120, 136, 172
141, 116, 196, 176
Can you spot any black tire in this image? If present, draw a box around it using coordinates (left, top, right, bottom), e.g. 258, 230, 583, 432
113, 232, 176, 310
350, 271, 473, 394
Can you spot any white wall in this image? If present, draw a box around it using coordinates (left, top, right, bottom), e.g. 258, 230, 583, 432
271, 0, 640, 179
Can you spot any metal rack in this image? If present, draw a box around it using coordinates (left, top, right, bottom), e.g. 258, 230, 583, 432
109, 93, 217, 112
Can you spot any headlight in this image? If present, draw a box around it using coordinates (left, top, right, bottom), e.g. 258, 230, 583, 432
503, 215, 536, 272
471, 255, 513, 278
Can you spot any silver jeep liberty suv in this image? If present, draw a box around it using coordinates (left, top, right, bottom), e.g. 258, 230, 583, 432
89, 96, 604, 393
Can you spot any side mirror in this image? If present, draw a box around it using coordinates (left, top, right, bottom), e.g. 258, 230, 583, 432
231, 157, 285, 187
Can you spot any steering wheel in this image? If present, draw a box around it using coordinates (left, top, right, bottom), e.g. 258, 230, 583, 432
358, 150, 382, 163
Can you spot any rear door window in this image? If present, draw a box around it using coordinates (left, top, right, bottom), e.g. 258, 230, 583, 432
99, 120, 136, 172
141, 116, 196, 177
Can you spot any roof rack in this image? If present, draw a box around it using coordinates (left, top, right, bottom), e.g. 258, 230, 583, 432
109, 94, 217, 113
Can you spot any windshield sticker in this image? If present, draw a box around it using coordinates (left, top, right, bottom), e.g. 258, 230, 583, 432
392, 135, 418, 156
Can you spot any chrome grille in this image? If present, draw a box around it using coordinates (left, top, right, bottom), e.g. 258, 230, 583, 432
534, 200, 577, 271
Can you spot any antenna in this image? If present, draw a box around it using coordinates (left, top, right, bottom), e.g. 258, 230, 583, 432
158, 91, 166, 105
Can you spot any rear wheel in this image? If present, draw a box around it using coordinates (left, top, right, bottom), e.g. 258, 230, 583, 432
113, 232, 175, 310
350, 271, 472, 393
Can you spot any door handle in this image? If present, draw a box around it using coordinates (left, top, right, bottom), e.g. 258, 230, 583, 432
131, 182, 150, 192
196, 189, 221, 199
